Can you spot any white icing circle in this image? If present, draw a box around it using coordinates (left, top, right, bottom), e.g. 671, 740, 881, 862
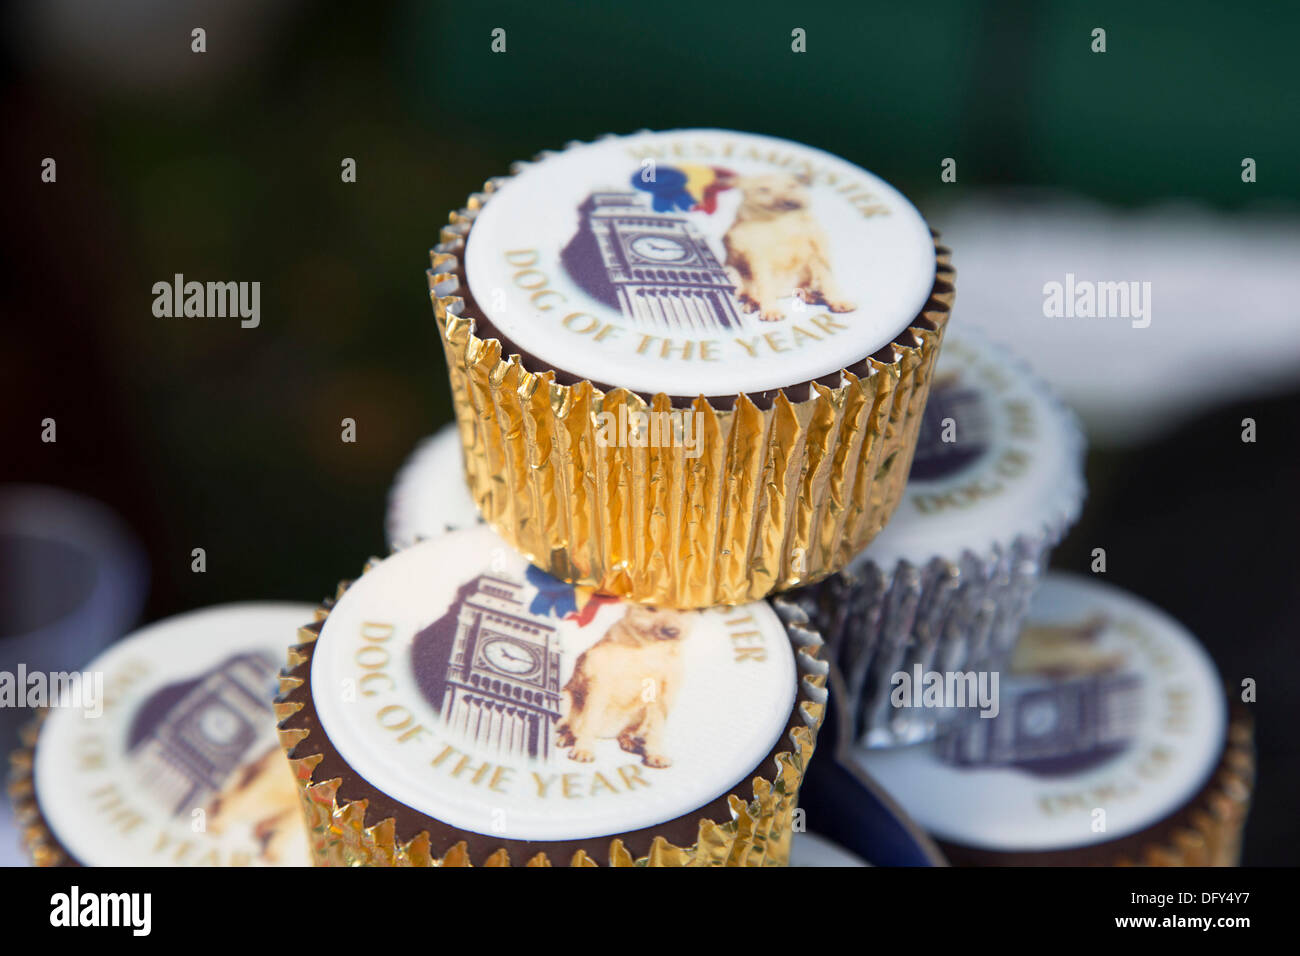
385, 425, 482, 550
860, 330, 1084, 569
789, 832, 869, 867
311, 525, 796, 842
463, 129, 935, 397
33, 603, 316, 867
855, 575, 1227, 852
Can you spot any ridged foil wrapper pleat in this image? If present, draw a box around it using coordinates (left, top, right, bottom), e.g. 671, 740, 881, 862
274, 577, 828, 867
806, 534, 1053, 747
1113, 710, 1255, 867
427, 184, 953, 609
6, 716, 71, 867
794, 338, 1087, 747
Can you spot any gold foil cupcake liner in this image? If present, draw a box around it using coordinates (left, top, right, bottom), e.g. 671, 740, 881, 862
428, 181, 953, 608
7, 713, 72, 867
275, 575, 828, 867
1111, 708, 1255, 867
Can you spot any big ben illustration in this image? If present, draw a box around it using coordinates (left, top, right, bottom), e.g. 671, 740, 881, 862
128, 652, 278, 815
907, 372, 995, 481
561, 191, 744, 332
936, 617, 1143, 775
412, 573, 564, 760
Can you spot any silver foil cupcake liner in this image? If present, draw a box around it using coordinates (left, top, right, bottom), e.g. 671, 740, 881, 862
801, 530, 1056, 747
794, 331, 1087, 747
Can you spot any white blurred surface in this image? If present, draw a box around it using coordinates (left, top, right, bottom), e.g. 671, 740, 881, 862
0, 802, 26, 867
789, 831, 868, 867
936, 196, 1300, 445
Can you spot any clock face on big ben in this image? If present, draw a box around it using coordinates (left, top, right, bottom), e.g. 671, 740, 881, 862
196, 705, 244, 746
628, 234, 691, 263
180, 699, 253, 756
481, 637, 541, 677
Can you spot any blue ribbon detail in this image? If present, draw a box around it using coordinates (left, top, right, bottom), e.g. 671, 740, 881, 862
525, 563, 578, 619
630, 166, 695, 213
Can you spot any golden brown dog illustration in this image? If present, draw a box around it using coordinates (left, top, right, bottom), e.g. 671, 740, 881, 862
723, 173, 856, 321
1011, 614, 1125, 677
555, 605, 692, 767
204, 744, 302, 863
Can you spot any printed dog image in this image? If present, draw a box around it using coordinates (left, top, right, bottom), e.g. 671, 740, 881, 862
723, 173, 856, 321
555, 605, 692, 767
204, 744, 303, 863
1011, 614, 1126, 677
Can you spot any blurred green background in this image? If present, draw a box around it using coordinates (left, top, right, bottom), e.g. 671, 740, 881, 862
3, 0, 1296, 863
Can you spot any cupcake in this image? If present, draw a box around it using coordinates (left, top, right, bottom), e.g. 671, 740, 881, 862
386, 424, 483, 551
8, 603, 316, 867
801, 330, 1085, 746
275, 524, 827, 866
428, 129, 953, 608
856, 574, 1254, 865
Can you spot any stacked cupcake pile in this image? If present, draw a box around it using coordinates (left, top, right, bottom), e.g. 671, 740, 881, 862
278, 129, 952, 866
8, 129, 1252, 868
